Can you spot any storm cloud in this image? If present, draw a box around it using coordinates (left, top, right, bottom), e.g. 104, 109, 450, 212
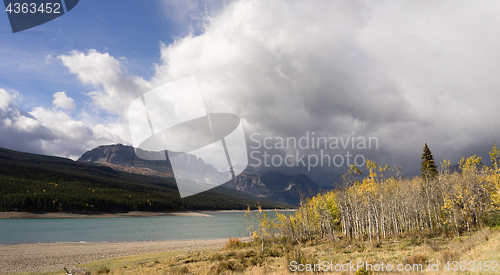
147, 0, 500, 184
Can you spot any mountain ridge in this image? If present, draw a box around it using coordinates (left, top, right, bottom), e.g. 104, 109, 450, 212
78, 144, 324, 205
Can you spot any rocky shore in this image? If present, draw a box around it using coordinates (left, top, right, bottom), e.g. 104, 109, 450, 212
0, 239, 227, 274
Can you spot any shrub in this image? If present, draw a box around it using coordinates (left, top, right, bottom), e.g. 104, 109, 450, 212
249, 254, 264, 266
210, 252, 224, 262
403, 254, 428, 266
210, 260, 243, 274
441, 250, 459, 263
170, 266, 190, 274
371, 240, 382, 249
425, 240, 441, 251
95, 267, 110, 274
409, 236, 422, 246
224, 237, 241, 249
264, 247, 283, 257
285, 247, 315, 267
355, 267, 373, 275
400, 236, 422, 249
481, 210, 500, 227
350, 240, 366, 252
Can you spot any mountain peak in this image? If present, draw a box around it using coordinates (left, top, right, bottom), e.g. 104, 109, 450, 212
78, 144, 173, 174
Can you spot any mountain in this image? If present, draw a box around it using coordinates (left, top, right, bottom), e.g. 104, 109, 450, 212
223, 171, 323, 205
78, 144, 230, 185
78, 143, 174, 175
0, 147, 288, 212
78, 144, 323, 206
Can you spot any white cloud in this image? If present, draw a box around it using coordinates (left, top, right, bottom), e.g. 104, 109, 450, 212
52, 91, 76, 110
58, 49, 149, 116
59, 50, 121, 87
0, 88, 16, 111
0, 89, 127, 160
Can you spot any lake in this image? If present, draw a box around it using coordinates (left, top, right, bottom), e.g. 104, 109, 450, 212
0, 211, 287, 245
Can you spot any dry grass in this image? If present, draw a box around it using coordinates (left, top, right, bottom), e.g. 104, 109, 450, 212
47, 228, 500, 275
403, 254, 428, 266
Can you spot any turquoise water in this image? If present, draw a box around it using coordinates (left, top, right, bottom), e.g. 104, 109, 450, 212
0, 211, 283, 245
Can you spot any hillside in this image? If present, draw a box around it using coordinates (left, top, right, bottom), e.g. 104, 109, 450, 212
0, 147, 288, 212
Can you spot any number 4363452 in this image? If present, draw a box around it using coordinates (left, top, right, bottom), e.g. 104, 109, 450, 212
444, 261, 499, 272
6, 3, 62, 14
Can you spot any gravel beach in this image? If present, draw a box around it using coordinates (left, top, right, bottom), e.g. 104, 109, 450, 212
0, 239, 227, 274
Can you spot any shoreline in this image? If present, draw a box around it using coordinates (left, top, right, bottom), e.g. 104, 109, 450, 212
0, 239, 230, 274
0, 211, 212, 219
0, 209, 296, 219
199, 209, 296, 215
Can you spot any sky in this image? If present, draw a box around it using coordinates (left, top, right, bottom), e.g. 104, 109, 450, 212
1, 0, 500, 186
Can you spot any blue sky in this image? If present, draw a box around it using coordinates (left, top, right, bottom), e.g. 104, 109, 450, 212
0, 1, 184, 111
1, 0, 500, 186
